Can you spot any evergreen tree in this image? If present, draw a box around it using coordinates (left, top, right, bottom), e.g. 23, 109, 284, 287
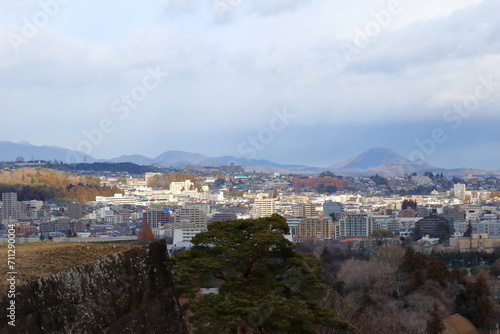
425, 302, 445, 334
426, 257, 449, 286
464, 275, 493, 328
171, 214, 353, 334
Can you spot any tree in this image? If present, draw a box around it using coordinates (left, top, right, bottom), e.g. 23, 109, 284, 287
425, 302, 445, 334
171, 214, 353, 334
137, 220, 155, 240
426, 257, 449, 286
402, 199, 417, 211
214, 178, 225, 188
464, 275, 493, 328
463, 221, 473, 238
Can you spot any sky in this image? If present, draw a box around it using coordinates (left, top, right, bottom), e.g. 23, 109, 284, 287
1, 0, 499, 170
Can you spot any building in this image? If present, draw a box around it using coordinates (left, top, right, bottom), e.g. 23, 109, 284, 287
442, 205, 465, 226
455, 220, 500, 238
291, 177, 348, 189
336, 214, 373, 239
323, 201, 343, 219
170, 180, 194, 192
67, 202, 83, 219
209, 212, 237, 223
253, 198, 276, 218
449, 233, 500, 252
173, 227, 207, 245
1, 192, 26, 221
453, 183, 466, 200
184, 203, 211, 216
294, 218, 335, 240
415, 215, 454, 238
371, 215, 399, 231
95, 193, 136, 205
301, 203, 318, 218
174, 208, 207, 228
143, 209, 173, 229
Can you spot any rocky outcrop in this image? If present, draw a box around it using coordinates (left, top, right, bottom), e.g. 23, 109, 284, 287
0, 240, 187, 333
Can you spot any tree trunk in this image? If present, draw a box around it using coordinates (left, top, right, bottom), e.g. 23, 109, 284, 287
238, 326, 247, 334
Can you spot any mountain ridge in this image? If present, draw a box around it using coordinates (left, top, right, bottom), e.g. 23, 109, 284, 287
0, 141, 498, 177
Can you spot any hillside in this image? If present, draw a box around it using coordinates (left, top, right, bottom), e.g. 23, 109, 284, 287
0, 167, 122, 202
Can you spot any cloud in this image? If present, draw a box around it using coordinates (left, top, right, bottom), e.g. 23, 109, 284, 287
0, 0, 498, 168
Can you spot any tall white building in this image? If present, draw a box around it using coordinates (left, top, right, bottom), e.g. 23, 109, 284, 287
453, 183, 466, 200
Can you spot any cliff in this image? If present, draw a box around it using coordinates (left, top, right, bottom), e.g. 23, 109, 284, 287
0, 240, 187, 333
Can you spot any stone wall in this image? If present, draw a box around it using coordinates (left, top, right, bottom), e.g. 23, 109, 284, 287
0, 240, 187, 333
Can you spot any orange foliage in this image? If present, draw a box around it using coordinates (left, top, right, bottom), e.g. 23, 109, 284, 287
138, 221, 155, 240
0, 167, 122, 202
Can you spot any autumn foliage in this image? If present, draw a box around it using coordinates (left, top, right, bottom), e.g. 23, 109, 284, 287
138, 220, 155, 240
0, 167, 122, 202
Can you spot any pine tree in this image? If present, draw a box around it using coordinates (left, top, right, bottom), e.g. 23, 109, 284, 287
427, 257, 449, 286
425, 301, 445, 334
464, 275, 493, 327
171, 214, 354, 334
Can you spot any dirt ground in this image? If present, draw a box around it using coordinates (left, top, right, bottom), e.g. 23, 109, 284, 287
0, 242, 139, 291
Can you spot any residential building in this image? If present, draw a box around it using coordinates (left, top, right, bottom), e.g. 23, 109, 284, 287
294, 218, 335, 240
323, 201, 343, 219
174, 208, 207, 228
173, 227, 207, 244
453, 183, 466, 200
253, 198, 276, 218
67, 202, 83, 219
143, 209, 173, 229
1, 192, 26, 221
301, 203, 318, 217
336, 214, 373, 239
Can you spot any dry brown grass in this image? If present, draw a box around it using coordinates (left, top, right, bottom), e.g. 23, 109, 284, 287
0, 242, 139, 291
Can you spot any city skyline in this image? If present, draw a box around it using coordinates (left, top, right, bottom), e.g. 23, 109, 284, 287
1, 0, 499, 170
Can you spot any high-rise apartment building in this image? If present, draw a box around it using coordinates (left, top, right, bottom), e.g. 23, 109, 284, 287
253, 198, 276, 218
67, 202, 83, 219
294, 218, 335, 239
1, 192, 25, 221
144, 209, 174, 229
174, 208, 207, 228
336, 214, 373, 239
453, 183, 466, 200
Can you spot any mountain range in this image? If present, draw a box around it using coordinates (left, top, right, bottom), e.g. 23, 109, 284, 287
0, 141, 498, 177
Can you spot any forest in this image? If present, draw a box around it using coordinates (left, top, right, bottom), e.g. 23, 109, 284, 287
0, 168, 122, 202
299, 241, 500, 333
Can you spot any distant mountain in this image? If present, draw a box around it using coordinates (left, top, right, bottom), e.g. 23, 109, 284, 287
215, 156, 307, 169
328, 148, 434, 176
330, 148, 432, 170
154, 151, 217, 167
0, 141, 99, 163
1, 141, 498, 177
109, 154, 157, 165
326, 148, 500, 177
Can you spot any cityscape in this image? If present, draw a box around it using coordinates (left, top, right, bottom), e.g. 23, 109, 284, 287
2, 0, 500, 333
1, 153, 500, 332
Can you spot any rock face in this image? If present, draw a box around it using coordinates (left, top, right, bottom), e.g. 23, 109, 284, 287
0, 240, 187, 334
